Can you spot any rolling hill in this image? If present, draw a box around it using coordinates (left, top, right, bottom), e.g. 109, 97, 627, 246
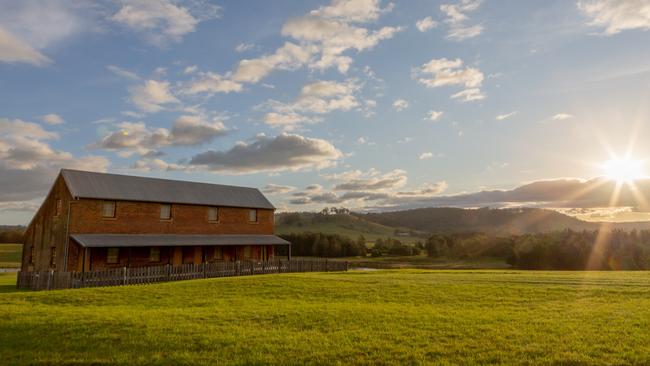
275, 212, 427, 244
277, 207, 650, 240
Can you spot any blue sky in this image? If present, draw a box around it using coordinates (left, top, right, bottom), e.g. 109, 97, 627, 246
2, 0, 650, 225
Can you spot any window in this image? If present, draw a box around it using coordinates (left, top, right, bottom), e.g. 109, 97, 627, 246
243, 245, 252, 258
214, 247, 223, 260
102, 201, 116, 218
54, 198, 62, 216
248, 209, 258, 223
29, 245, 35, 265
149, 247, 161, 262
50, 247, 56, 266
160, 204, 172, 220
107, 248, 119, 264
208, 207, 219, 222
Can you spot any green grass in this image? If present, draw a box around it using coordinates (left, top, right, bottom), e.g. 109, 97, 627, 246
0, 272, 18, 293
2, 270, 650, 365
276, 214, 425, 244
346, 254, 511, 269
0, 243, 22, 268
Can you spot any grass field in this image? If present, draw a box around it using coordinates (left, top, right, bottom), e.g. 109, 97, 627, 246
2, 270, 650, 365
0, 243, 22, 268
346, 254, 511, 269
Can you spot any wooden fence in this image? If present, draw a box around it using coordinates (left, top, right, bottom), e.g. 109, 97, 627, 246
16, 258, 348, 291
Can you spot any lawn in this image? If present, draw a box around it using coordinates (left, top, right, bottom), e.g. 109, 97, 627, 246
346, 254, 511, 269
2, 270, 650, 365
0, 243, 22, 268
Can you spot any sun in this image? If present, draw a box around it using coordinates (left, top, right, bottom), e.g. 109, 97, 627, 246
602, 158, 646, 182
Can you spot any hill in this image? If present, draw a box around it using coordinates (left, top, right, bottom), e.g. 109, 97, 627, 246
275, 211, 426, 244
2, 270, 650, 364
358, 207, 650, 234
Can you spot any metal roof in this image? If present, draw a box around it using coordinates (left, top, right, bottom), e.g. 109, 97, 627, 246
61, 169, 275, 209
71, 234, 290, 248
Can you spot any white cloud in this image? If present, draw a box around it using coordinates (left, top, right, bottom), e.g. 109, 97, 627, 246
309, 0, 390, 23
129, 79, 179, 112
263, 79, 361, 131
288, 168, 448, 207
578, 0, 650, 35
111, 0, 220, 46
184, 65, 198, 74
440, 0, 483, 40
233, 42, 315, 84
0, 26, 50, 66
446, 24, 483, 40
450, 87, 485, 102
189, 133, 343, 173
333, 169, 407, 191
282, 15, 402, 73
496, 111, 517, 121
393, 99, 409, 111
41, 114, 64, 125
416, 16, 438, 32
235, 42, 255, 52
91, 115, 228, 156
552, 113, 574, 121
183, 72, 243, 95
426, 110, 444, 121
262, 183, 296, 194
419, 152, 433, 160
0, 118, 109, 203
416, 58, 484, 89
192, 0, 400, 89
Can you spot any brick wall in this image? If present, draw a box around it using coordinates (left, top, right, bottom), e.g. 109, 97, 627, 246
68, 199, 274, 235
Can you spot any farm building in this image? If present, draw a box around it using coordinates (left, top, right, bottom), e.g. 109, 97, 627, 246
21, 169, 290, 273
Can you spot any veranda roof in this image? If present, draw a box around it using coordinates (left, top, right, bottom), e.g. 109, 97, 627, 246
71, 234, 290, 248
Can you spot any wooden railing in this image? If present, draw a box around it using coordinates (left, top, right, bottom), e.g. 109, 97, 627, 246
16, 259, 348, 291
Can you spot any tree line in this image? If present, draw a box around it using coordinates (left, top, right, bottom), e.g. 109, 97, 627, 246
424, 229, 650, 270
0, 227, 24, 244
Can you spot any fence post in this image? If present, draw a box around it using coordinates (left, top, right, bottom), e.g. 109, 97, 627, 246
166, 264, 171, 281
202, 262, 206, 278
236, 261, 241, 276
47, 270, 54, 290
345, 261, 349, 271
123, 267, 127, 285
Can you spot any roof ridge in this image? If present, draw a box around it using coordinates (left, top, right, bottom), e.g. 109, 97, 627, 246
61, 168, 261, 191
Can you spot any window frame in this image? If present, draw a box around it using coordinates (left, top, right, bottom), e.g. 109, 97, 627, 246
248, 209, 258, 223
160, 204, 172, 220
102, 200, 116, 218
208, 207, 219, 222
149, 247, 161, 262
29, 245, 35, 265
106, 248, 119, 264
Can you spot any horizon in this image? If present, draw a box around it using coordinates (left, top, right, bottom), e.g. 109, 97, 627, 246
2, 0, 650, 225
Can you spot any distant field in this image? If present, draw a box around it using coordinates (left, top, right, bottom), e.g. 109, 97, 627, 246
346, 254, 511, 269
275, 214, 425, 244
2, 270, 650, 365
0, 244, 21, 268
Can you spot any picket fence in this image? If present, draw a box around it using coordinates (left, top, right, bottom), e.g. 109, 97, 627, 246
16, 258, 348, 291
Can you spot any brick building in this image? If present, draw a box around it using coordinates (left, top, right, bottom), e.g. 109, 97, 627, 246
21, 169, 290, 272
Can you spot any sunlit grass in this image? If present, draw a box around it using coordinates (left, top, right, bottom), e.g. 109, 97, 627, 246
1, 270, 650, 365
0, 243, 22, 268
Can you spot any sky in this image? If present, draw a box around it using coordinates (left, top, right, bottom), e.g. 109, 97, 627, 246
2, 0, 650, 225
